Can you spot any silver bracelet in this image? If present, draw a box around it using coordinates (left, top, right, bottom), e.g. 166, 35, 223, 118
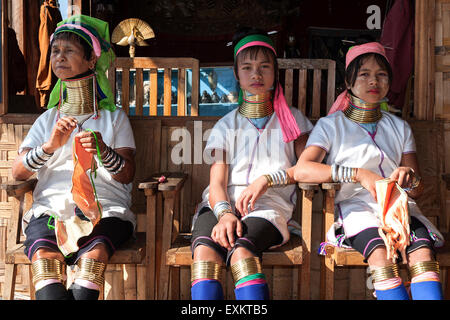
267, 169, 289, 188
22, 146, 53, 172
213, 200, 233, 221
331, 164, 357, 183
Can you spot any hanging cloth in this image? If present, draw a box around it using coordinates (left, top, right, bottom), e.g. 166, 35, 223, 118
36, 0, 62, 108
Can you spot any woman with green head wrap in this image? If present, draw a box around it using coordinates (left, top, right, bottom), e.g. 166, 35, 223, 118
12, 15, 136, 300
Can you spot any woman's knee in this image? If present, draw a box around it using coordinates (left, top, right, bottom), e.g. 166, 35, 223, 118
367, 246, 391, 267
32, 247, 64, 263
193, 244, 224, 265
407, 247, 434, 267
229, 246, 255, 265
79, 243, 109, 264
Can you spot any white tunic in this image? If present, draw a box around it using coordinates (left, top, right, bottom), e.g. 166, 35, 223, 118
19, 107, 136, 229
194, 107, 314, 245
306, 110, 443, 247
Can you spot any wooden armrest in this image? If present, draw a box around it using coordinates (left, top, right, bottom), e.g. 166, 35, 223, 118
443, 174, 450, 191
321, 182, 341, 191
138, 172, 188, 192
297, 183, 320, 191
0, 178, 37, 197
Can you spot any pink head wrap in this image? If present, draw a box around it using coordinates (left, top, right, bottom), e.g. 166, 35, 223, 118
328, 42, 390, 115
235, 36, 301, 143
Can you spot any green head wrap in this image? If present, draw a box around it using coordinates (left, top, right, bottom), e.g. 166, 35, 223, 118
47, 15, 116, 112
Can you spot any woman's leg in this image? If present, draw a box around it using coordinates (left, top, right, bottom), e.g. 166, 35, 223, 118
406, 217, 443, 300
366, 247, 409, 300
227, 217, 282, 300
348, 228, 409, 300
191, 245, 225, 300
25, 214, 70, 300
31, 248, 69, 300
68, 243, 108, 300
190, 208, 227, 300
67, 217, 133, 300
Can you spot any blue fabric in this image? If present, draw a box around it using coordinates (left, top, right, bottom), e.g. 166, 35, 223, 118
359, 122, 378, 135
248, 116, 271, 129
411, 281, 443, 300
234, 283, 269, 300
191, 280, 224, 300
375, 284, 410, 300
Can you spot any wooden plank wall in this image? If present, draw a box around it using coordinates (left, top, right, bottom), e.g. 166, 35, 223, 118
436, 0, 450, 232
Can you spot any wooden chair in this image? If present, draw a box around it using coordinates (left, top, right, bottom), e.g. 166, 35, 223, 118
108, 57, 200, 116
278, 58, 336, 119
1, 177, 159, 300
318, 121, 450, 300
158, 182, 318, 300
320, 182, 450, 300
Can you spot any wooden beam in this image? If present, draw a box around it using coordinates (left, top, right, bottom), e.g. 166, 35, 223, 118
414, 0, 436, 120
0, 0, 8, 115
68, 0, 82, 17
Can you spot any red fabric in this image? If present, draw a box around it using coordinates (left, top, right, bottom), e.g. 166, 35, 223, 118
380, 0, 414, 109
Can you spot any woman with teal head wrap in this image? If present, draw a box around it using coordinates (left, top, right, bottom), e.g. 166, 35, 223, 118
12, 15, 136, 300
48, 14, 116, 114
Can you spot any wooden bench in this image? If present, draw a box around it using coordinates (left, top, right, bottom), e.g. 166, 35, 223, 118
0, 56, 336, 299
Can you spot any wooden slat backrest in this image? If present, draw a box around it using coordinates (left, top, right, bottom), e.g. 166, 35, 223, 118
108, 57, 200, 117
278, 59, 336, 119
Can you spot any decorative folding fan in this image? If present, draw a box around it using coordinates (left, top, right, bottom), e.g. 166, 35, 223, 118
112, 18, 155, 57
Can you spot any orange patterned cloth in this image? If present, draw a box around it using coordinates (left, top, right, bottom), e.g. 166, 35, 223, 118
55, 136, 102, 256
375, 178, 410, 262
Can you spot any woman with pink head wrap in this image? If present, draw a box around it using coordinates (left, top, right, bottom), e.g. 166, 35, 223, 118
294, 42, 444, 300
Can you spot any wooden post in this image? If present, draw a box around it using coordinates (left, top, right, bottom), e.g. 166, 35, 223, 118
0, 0, 8, 115
298, 183, 319, 300
320, 183, 340, 300
414, 0, 436, 120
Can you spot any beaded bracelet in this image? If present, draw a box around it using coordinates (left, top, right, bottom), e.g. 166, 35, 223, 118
23, 146, 54, 172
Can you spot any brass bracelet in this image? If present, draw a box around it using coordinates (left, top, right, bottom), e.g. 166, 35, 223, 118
370, 264, 400, 283
231, 256, 262, 283
264, 174, 274, 187
409, 261, 440, 278
75, 258, 106, 288
191, 260, 222, 283
32, 258, 64, 287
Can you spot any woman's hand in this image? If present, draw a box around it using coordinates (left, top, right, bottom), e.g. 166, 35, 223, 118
211, 213, 243, 250
42, 116, 78, 154
389, 166, 422, 198
356, 168, 384, 201
389, 167, 415, 189
75, 130, 107, 155
235, 175, 268, 216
